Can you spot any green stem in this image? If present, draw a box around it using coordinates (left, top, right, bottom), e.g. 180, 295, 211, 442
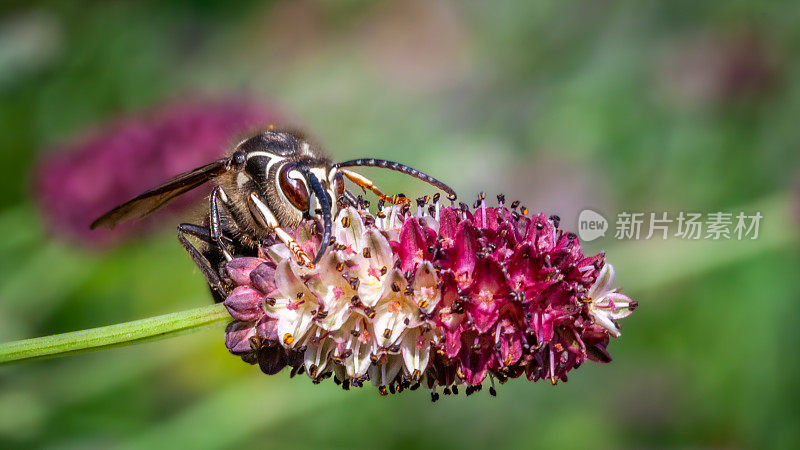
0, 303, 229, 364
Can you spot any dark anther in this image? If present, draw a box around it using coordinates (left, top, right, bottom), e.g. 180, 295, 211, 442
348, 277, 360, 290
350, 295, 360, 305
428, 205, 436, 216
447, 193, 457, 202
377, 198, 385, 209
389, 383, 396, 394
362, 248, 371, 258
510, 200, 520, 209
433, 193, 441, 203
365, 307, 376, 319
566, 232, 577, 241
391, 282, 400, 292
473, 199, 480, 209
431, 392, 440, 403
459, 202, 469, 213
549, 215, 560, 228
364, 215, 375, 227
380, 266, 388, 276
478, 191, 486, 200
489, 386, 497, 397
378, 385, 388, 396
497, 193, 505, 204
443, 387, 452, 395
520, 206, 528, 216
410, 382, 420, 391
511, 211, 520, 221
452, 385, 459, 395
536, 222, 544, 230
389, 344, 401, 352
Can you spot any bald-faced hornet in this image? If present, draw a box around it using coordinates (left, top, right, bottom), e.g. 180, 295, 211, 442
91, 130, 456, 302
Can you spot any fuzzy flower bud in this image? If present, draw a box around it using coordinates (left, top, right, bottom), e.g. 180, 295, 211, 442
223, 195, 637, 397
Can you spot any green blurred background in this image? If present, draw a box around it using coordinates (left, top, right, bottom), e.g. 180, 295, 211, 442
1, 1, 799, 448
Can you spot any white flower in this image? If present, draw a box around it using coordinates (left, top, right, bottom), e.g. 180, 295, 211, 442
587, 264, 637, 337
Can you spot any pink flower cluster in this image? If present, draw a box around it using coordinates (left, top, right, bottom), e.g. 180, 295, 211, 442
223, 196, 636, 397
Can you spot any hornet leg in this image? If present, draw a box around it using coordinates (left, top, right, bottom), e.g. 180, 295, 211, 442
177, 223, 228, 303
210, 186, 234, 261
247, 192, 315, 269
340, 169, 410, 205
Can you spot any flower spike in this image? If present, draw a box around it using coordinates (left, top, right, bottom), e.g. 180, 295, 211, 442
222, 195, 637, 397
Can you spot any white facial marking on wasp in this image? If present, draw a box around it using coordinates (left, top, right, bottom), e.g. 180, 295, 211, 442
327, 167, 339, 185
301, 142, 310, 155
309, 167, 328, 184
236, 173, 250, 187
249, 193, 279, 228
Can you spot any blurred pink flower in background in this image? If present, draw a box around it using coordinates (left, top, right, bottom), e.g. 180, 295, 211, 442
34, 98, 281, 247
